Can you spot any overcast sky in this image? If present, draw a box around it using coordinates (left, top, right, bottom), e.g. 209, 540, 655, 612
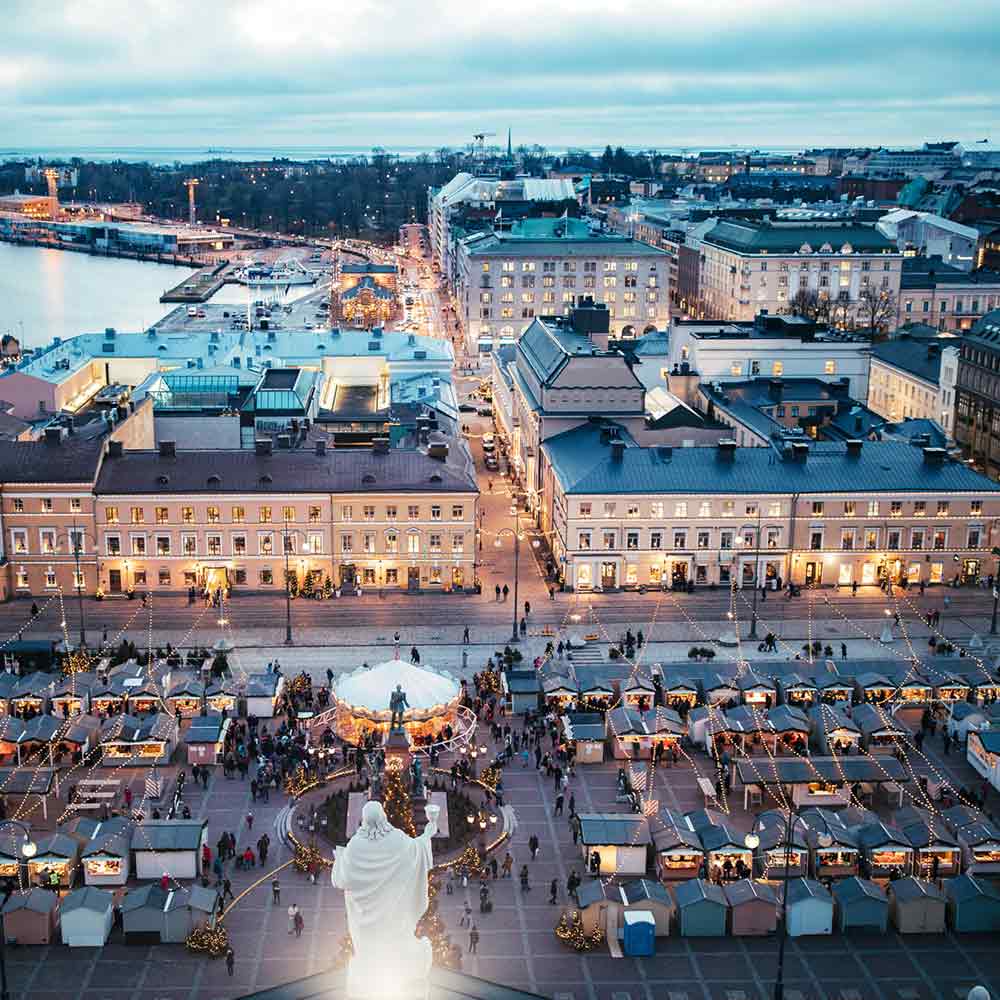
4, 0, 999, 152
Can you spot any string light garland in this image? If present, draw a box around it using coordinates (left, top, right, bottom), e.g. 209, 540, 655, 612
381, 768, 416, 837
186, 921, 230, 957
554, 909, 604, 952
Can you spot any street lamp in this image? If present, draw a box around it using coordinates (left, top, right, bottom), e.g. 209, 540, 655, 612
736, 516, 762, 640
57, 522, 97, 649
281, 524, 312, 645
0, 820, 36, 1000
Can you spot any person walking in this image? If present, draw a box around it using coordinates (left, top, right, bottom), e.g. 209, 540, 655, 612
519, 617, 527, 637
258, 833, 270, 866
524, 600, 531, 617
463, 626, 470, 644
287, 903, 298, 934
502, 584, 509, 602
528, 834, 539, 860
222, 877, 234, 902
469, 924, 479, 955
495, 584, 501, 602
226, 947, 235, 977
294, 909, 304, 937
460, 902, 472, 928
519, 865, 531, 892
549, 879, 558, 905
272, 878, 281, 905
246, 810, 254, 832
502, 852, 513, 878
554, 792, 564, 817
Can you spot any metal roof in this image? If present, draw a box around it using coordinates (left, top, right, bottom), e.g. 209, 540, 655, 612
784, 878, 833, 905
674, 878, 727, 908
832, 876, 888, 905
889, 876, 946, 903
121, 884, 169, 913
724, 878, 778, 907
703, 220, 896, 255
734, 755, 907, 786
132, 819, 206, 852
2, 887, 58, 914
60, 886, 114, 915
620, 878, 673, 906
577, 813, 650, 846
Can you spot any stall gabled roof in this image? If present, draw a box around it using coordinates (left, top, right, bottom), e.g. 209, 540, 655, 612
662, 675, 698, 693
810, 670, 853, 691
674, 877, 727, 908
855, 821, 910, 850
574, 667, 614, 695
685, 808, 728, 833
956, 820, 1000, 847
244, 673, 282, 698
1, 886, 58, 914
846, 704, 905, 736
766, 705, 810, 733
649, 812, 702, 853
133, 819, 207, 852
808, 704, 860, 735
698, 822, 746, 852
778, 673, 817, 691
724, 878, 778, 907
186, 714, 230, 743
577, 813, 650, 846
122, 884, 169, 913
737, 671, 776, 692
890, 877, 947, 903
32, 832, 79, 859
620, 878, 673, 907
0, 768, 55, 795
899, 816, 959, 850
59, 886, 114, 915
734, 755, 908, 786
942, 805, 981, 831
944, 873, 1000, 904
832, 877, 888, 905
561, 712, 604, 742
855, 672, 896, 689
503, 670, 541, 695
575, 879, 616, 910
700, 672, 738, 693
784, 878, 833, 905
800, 809, 859, 849
165, 883, 218, 914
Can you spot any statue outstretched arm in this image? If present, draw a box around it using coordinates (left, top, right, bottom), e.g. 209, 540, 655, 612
419, 803, 441, 841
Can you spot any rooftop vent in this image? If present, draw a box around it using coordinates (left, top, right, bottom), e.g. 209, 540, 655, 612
43, 426, 62, 446
107, 440, 123, 459
159, 440, 176, 458
255, 438, 273, 457
207, 474, 222, 487
717, 439, 737, 461
923, 446, 946, 466
156, 474, 170, 485
259, 474, 273, 485
362, 473, 376, 483
314, 439, 326, 456
277, 434, 291, 449
845, 439, 863, 457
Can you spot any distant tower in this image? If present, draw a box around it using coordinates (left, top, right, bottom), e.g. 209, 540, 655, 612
43, 168, 59, 219
184, 178, 200, 225
507, 128, 513, 160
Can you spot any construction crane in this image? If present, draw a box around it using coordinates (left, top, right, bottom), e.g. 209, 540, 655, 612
472, 132, 496, 161
43, 168, 60, 218
184, 178, 200, 225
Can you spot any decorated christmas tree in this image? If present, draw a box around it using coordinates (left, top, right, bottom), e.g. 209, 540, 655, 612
381, 768, 416, 837
322, 574, 334, 599
300, 571, 315, 599
417, 874, 460, 970
555, 909, 604, 952
285, 570, 299, 598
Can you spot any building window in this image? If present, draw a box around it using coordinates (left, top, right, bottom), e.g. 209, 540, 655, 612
626, 531, 639, 550
914, 501, 926, 515
887, 530, 901, 551
578, 531, 592, 550
232, 505, 246, 523
133, 569, 147, 587
408, 505, 420, 520
971, 500, 982, 515
968, 526, 982, 549
41, 498, 53, 513
911, 529, 924, 550
824, 360, 837, 374
387, 505, 397, 521
10, 529, 27, 554
158, 569, 171, 587
603, 502, 616, 516
260, 569, 273, 586
651, 502, 665, 518
933, 529, 947, 551
451, 505, 464, 520
841, 530, 854, 551
720, 531, 734, 549
362, 505, 375, 521
130, 507, 145, 524
259, 533, 274, 556
453, 534, 465, 553
183, 535, 197, 556
12, 499, 23, 513
156, 506, 169, 524
106, 535, 121, 556
363, 532, 375, 554
865, 529, 878, 550
45, 568, 56, 589
579, 503, 592, 518
156, 536, 171, 556
40, 529, 55, 554
15, 567, 27, 589
407, 534, 420, 554
385, 568, 399, 585
341, 505, 353, 522
429, 533, 441, 553
867, 501, 879, 516
131, 535, 146, 555
673, 531, 686, 549
602, 530, 616, 550
674, 502, 687, 517
207, 506, 220, 524
697, 531, 710, 549
430, 505, 441, 521
936, 501, 949, 516
260, 506, 272, 523
627, 504, 640, 518
722, 500, 735, 517
182, 506, 194, 524
283, 506, 295, 522
810, 530, 823, 551
844, 501, 856, 517
890, 501, 902, 517
207, 535, 222, 556
233, 535, 247, 555
386, 532, 398, 554
772, 361, 783, 376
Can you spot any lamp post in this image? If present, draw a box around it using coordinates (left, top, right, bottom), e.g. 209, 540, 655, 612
0, 820, 36, 1000
281, 524, 312, 646
494, 501, 540, 643
58, 522, 95, 649
990, 546, 1000, 635
737, 510, 762, 640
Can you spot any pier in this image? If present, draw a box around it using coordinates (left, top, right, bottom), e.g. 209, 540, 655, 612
159, 260, 232, 302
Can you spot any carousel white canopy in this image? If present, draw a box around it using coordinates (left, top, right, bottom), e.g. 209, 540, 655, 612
334, 659, 460, 713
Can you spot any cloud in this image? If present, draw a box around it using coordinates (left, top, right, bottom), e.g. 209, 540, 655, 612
3, 0, 999, 148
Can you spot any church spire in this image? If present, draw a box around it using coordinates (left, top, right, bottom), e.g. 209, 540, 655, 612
507, 127, 512, 159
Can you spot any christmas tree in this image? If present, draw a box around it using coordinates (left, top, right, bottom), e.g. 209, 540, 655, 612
381, 768, 416, 837
285, 570, 299, 598
300, 571, 315, 599
322, 574, 334, 599
451, 844, 487, 881
554, 909, 604, 952
416, 874, 460, 970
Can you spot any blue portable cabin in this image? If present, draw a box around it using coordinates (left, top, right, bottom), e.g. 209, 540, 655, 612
832, 876, 889, 933
944, 873, 1000, 932
673, 877, 728, 937
621, 910, 655, 956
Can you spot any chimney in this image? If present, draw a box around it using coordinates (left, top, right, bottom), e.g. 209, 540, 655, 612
768, 379, 783, 401
845, 439, 863, 457
610, 440, 625, 462
255, 438, 272, 457
314, 439, 327, 456
372, 437, 390, 454
923, 446, 946, 466
277, 433, 292, 449
43, 426, 62, 445
791, 441, 809, 463
570, 298, 611, 352
107, 439, 123, 458
158, 440, 176, 458
717, 439, 737, 462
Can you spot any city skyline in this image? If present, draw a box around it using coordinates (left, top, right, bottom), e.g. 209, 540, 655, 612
4, 0, 999, 150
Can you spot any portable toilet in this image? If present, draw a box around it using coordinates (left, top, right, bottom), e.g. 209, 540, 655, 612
944, 874, 1000, 933
60, 886, 114, 947
832, 877, 889, 933
2, 888, 59, 945
674, 878, 728, 937
621, 910, 655, 957
784, 878, 834, 937
888, 877, 947, 934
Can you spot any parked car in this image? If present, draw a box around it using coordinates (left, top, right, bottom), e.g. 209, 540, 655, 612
477, 407, 493, 417
484, 456, 499, 471
459, 403, 477, 413
482, 433, 495, 451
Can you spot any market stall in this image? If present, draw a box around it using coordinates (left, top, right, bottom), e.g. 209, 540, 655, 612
7, 673, 59, 718
896, 808, 963, 878
955, 821, 1000, 875
575, 668, 615, 712
133, 819, 207, 880
99, 713, 177, 766
738, 671, 777, 708
332, 658, 466, 744
166, 678, 207, 718
561, 713, 605, 765
89, 679, 127, 716
122, 678, 163, 715
578, 814, 650, 877
660, 677, 699, 712
18, 715, 92, 769
620, 878, 674, 935
674, 878, 728, 937
60, 886, 113, 947
783, 878, 834, 937
606, 705, 684, 760
50, 675, 96, 718
2, 887, 60, 945
162, 885, 219, 943
752, 811, 809, 879
832, 877, 888, 933
801, 809, 861, 879
944, 873, 1000, 932
185, 714, 231, 767
80, 818, 132, 887
700, 673, 739, 707
934, 673, 972, 704
766, 705, 810, 755
245, 672, 285, 719
812, 671, 853, 706
854, 673, 897, 705
27, 832, 80, 889
891, 672, 933, 708
575, 880, 619, 938
851, 704, 908, 754
122, 884, 168, 942
649, 810, 704, 881
947, 703, 989, 743
541, 673, 577, 712
809, 704, 861, 755
725, 878, 778, 936
888, 877, 947, 933
857, 820, 914, 879
621, 672, 656, 711
502, 670, 542, 715
777, 673, 817, 708
966, 730, 1000, 792
696, 821, 753, 882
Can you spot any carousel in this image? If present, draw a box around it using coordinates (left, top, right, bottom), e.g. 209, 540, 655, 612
330, 657, 476, 749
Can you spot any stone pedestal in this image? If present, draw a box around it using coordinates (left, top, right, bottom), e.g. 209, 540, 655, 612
383, 725, 412, 775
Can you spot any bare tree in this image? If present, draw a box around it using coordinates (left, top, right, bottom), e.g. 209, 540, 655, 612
790, 288, 832, 323
856, 285, 897, 338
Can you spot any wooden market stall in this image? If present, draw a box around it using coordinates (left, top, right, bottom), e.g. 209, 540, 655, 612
649, 810, 704, 881
933, 672, 972, 705
725, 878, 778, 936
575, 668, 615, 712
766, 705, 810, 755
811, 670, 854, 706
659, 676, 699, 712
80, 818, 132, 887
800, 809, 861, 879
50, 675, 96, 718
185, 713, 231, 767
99, 713, 177, 766
7, 673, 60, 718
895, 807, 963, 879
967, 730, 1000, 793
809, 704, 862, 755
832, 876, 889, 933
953, 820, 1000, 876
620, 672, 656, 711
850, 704, 908, 754
857, 820, 914, 879
695, 820, 753, 882
888, 877, 947, 933
121, 678, 163, 715
620, 878, 674, 936
502, 670, 541, 715
122, 884, 169, 942
752, 810, 810, 879
575, 879, 619, 938
245, 672, 285, 719
606, 705, 684, 761
737, 671, 777, 708
2, 887, 60, 944
674, 878, 728, 937
561, 713, 605, 765
89, 678, 128, 717
699, 673, 739, 707
578, 814, 650, 877
777, 673, 817, 709
944, 873, 1000, 932
166, 678, 207, 718
162, 884, 218, 943
890, 671, 934, 708
541, 673, 578, 712
783, 878, 834, 937
133, 819, 207, 881
854, 673, 897, 705
60, 886, 114, 947
27, 832, 80, 889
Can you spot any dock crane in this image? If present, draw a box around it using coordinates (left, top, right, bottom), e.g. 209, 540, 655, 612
184, 178, 199, 225
472, 132, 496, 161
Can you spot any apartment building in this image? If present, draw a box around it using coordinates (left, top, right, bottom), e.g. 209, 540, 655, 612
896, 257, 1000, 332
955, 310, 1000, 479
1, 437, 479, 597
695, 220, 902, 326
454, 217, 670, 354
867, 333, 959, 436
539, 427, 1000, 592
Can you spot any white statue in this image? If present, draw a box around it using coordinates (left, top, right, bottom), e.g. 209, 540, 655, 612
331, 798, 441, 998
